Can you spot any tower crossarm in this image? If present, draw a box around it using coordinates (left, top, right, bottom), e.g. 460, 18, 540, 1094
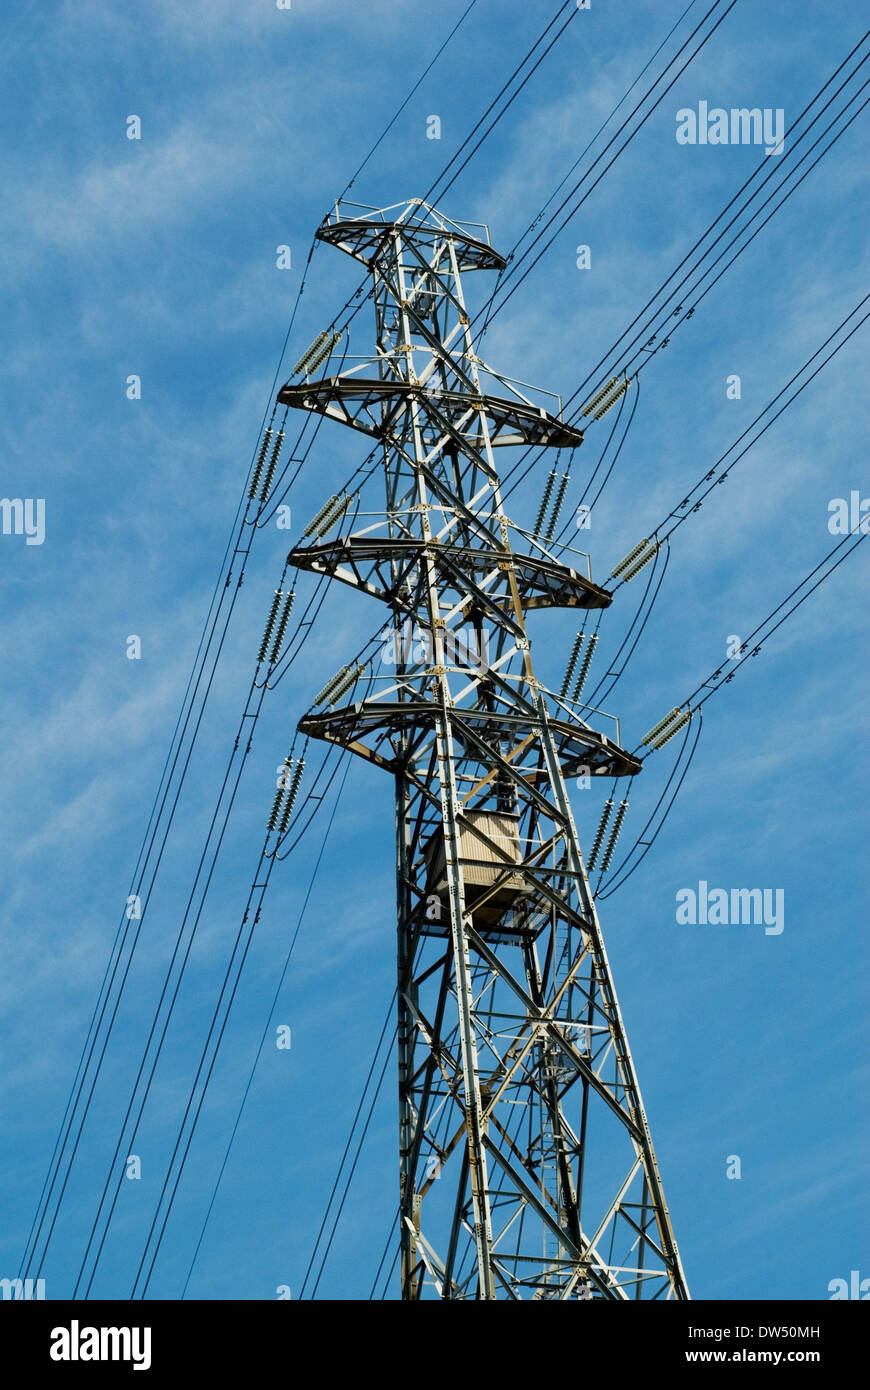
277, 379, 585, 451
298, 702, 640, 781
287, 537, 612, 613
315, 197, 507, 273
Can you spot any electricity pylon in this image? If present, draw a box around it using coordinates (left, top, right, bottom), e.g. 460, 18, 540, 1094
280, 199, 688, 1300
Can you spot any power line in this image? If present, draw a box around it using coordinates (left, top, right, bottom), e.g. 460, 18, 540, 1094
72, 677, 275, 1296
178, 749, 357, 1297
598, 712, 704, 898
610, 295, 870, 590
266, 3, 744, 554
576, 299, 866, 742
335, 0, 480, 205
684, 532, 867, 717
25, 5, 512, 1275
596, 532, 866, 900
29, 9, 864, 1301
480, 0, 704, 336
599, 530, 867, 894
22, 543, 285, 1286
586, 540, 672, 710
417, 1, 580, 211
622, 80, 870, 388
84, 660, 376, 1298
302, 1010, 397, 1300
477, 0, 741, 333
494, 38, 869, 514
293, 2, 584, 376
368, 1208, 401, 1301
21, 350, 358, 1281
133, 736, 363, 1299
558, 32, 861, 408
567, 32, 869, 411
83, 625, 384, 1293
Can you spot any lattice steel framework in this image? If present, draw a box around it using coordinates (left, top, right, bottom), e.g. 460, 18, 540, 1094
281, 199, 689, 1300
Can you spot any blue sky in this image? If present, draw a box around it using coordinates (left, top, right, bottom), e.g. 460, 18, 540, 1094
1, 0, 867, 1301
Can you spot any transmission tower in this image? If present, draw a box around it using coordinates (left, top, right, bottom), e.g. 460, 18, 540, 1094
281, 198, 688, 1300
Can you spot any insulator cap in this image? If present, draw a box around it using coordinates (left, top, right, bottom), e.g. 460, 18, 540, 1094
314, 493, 352, 538
314, 663, 352, 707
534, 472, 557, 537
622, 541, 659, 581
248, 429, 274, 500
581, 377, 620, 417
592, 379, 630, 420
650, 709, 692, 749
257, 590, 284, 664
304, 493, 341, 538
601, 801, 628, 872
267, 761, 291, 831
572, 633, 598, 700
543, 473, 570, 540
642, 706, 683, 746
305, 328, 341, 374
611, 537, 651, 579
292, 330, 329, 376
587, 798, 613, 871
269, 590, 296, 665
559, 632, 584, 698
325, 662, 364, 705
277, 759, 305, 834
258, 432, 284, 503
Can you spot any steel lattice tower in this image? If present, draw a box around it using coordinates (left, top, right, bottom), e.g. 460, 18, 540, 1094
280, 199, 688, 1300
